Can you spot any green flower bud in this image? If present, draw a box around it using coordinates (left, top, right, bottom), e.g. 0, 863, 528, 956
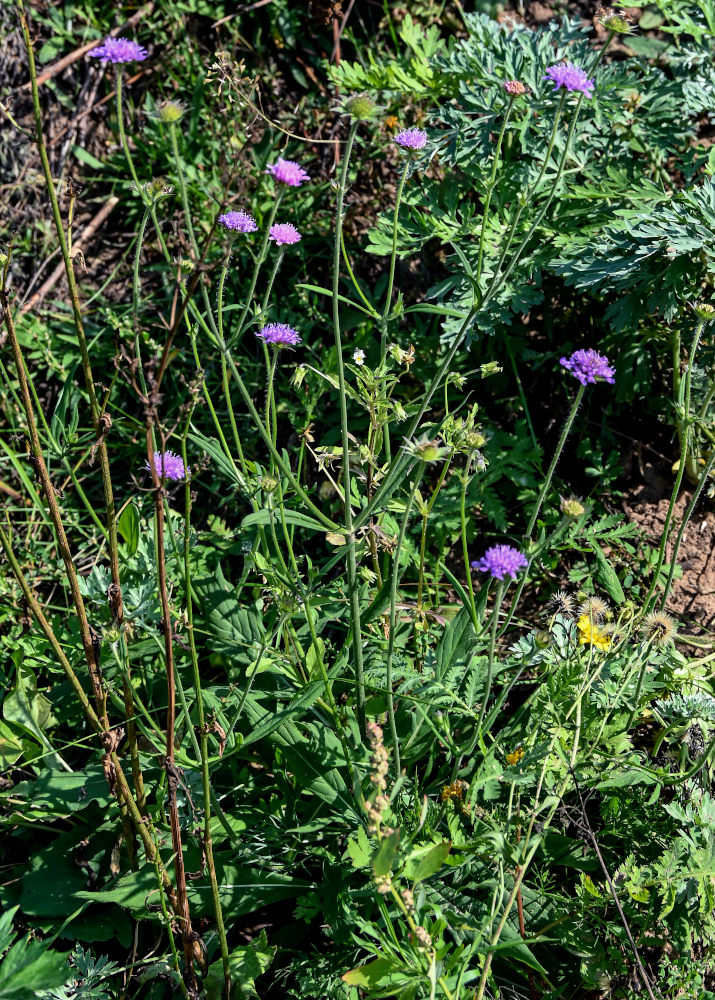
534, 630, 552, 649
345, 94, 379, 120
694, 302, 715, 320
561, 496, 585, 518
596, 6, 635, 34
158, 100, 185, 123
466, 431, 486, 449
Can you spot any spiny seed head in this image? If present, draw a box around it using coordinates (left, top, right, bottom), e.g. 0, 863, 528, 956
642, 611, 677, 647
549, 590, 575, 615
578, 596, 610, 622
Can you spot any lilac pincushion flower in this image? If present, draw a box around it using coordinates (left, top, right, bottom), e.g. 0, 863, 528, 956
560, 349, 615, 386
543, 62, 595, 98
219, 210, 257, 233
471, 545, 528, 581
394, 127, 428, 150
256, 323, 302, 348
269, 223, 301, 246
146, 450, 188, 481
266, 158, 310, 187
90, 36, 148, 64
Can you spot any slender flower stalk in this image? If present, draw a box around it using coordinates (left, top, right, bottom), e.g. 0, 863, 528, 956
661, 450, 715, 610
475, 94, 516, 291
385, 465, 425, 775
479, 581, 505, 729
230, 193, 283, 347
115, 67, 147, 202
19, 10, 126, 640
644, 316, 709, 611
524, 382, 586, 541
333, 119, 367, 733
498, 383, 586, 637
180, 424, 231, 995
383, 156, 410, 334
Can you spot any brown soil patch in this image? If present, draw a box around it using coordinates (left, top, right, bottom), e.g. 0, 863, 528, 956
624, 467, 715, 630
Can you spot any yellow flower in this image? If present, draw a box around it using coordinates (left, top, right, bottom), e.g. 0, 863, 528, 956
577, 614, 611, 651
505, 746, 524, 766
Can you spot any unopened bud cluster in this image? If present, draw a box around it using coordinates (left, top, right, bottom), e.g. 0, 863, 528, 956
413, 926, 432, 949
365, 721, 390, 832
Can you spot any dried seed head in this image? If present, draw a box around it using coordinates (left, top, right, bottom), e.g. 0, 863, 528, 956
549, 590, 575, 615
578, 596, 610, 622
642, 611, 677, 647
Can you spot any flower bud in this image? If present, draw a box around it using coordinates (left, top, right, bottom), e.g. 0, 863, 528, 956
534, 630, 552, 649
344, 93, 379, 120
503, 80, 527, 96
158, 100, 185, 123
595, 6, 635, 33
694, 302, 715, 320
561, 496, 585, 518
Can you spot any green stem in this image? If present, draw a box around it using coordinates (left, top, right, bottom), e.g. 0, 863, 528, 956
475, 95, 516, 291
643, 318, 707, 612
229, 191, 283, 347
498, 383, 585, 637
333, 119, 366, 734
460, 453, 479, 627
133, 203, 151, 320
477, 581, 503, 730
416, 456, 452, 609
181, 428, 231, 995
660, 450, 715, 610
385, 465, 424, 776
383, 156, 410, 331
115, 68, 146, 202
625, 640, 656, 732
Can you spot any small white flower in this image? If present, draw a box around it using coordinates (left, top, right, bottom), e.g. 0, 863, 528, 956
353, 348, 365, 366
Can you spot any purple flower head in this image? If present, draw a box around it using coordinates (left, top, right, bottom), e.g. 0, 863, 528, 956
256, 323, 302, 349
266, 158, 310, 187
219, 210, 257, 233
560, 349, 615, 386
471, 545, 528, 581
394, 127, 428, 150
269, 222, 302, 246
543, 62, 595, 98
90, 37, 148, 64
146, 450, 188, 481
